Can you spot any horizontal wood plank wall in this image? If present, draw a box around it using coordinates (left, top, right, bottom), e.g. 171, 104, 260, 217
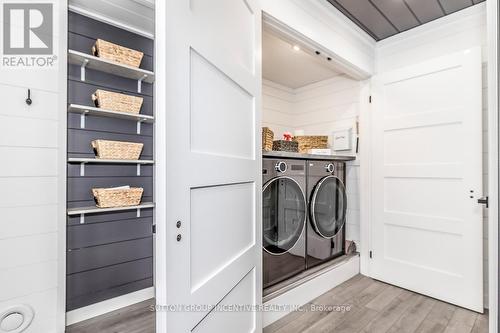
67, 11, 154, 311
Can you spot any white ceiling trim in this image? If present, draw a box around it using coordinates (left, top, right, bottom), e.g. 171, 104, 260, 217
68, 4, 154, 39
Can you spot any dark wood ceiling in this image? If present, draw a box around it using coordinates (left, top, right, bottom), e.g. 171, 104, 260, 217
326, 0, 485, 41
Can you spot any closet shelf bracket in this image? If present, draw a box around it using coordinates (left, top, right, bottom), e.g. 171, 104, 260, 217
80, 58, 89, 81
137, 74, 148, 93
136, 118, 147, 134
80, 161, 87, 176
80, 110, 89, 129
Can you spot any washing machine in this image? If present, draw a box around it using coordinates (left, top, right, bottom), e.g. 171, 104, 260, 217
262, 158, 307, 289
306, 160, 347, 269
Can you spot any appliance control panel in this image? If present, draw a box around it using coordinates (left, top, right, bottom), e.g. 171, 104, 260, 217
275, 161, 287, 173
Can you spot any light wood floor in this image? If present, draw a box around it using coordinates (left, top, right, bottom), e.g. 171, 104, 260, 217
65, 299, 155, 333
65, 275, 488, 333
264, 274, 488, 333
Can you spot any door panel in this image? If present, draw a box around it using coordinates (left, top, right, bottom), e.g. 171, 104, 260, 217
190, 50, 255, 159
164, 0, 262, 331
370, 48, 483, 311
192, 269, 256, 333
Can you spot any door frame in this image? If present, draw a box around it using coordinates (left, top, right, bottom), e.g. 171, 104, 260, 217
154, 0, 167, 332
487, 0, 498, 331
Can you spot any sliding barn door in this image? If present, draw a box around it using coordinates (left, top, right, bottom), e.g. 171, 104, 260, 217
370, 48, 483, 311
163, 0, 262, 332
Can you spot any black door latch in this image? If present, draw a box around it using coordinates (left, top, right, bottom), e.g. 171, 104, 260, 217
478, 197, 489, 208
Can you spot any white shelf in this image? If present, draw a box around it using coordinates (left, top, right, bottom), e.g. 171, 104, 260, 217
68, 50, 154, 90
68, 158, 154, 164
67, 202, 155, 216
68, 104, 154, 123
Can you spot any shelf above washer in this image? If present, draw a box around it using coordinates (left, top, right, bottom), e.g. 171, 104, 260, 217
262, 150, 356, 161
67, 202, 155, 221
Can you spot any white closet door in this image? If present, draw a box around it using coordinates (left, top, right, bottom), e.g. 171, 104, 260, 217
370, 48, 483, 311
162, 0, 262, 332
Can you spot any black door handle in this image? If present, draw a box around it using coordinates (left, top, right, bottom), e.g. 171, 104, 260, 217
478, 197, 489, 208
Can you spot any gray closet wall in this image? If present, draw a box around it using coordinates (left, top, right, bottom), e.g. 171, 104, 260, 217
67, 12, 154, 311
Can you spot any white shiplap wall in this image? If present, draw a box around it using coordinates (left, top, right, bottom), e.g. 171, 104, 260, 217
262, 76, 364, 248
0, 1, 66, 332
375, 2, 489, 306
262, 80, 295, 139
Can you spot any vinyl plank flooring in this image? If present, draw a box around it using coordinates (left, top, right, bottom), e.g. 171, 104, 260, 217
365, 284, 404, 311
65, 277, 488, 333
329, 305, 379, 333
360, 290, 417, 333
272, 303, 333, 333
415, 300, 456, 333
65, 299, 155, 333
265, 275, 488, 333
303, 279, 387, 333
471, 312, 489, 333
310, 274, 372, 305
444, 308, 479, 333
263, 305, 306, 333
386, 294, 436, 333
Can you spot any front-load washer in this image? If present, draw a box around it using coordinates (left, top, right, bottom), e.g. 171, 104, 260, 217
306, 160, 347, 269
262, 158, 307, 289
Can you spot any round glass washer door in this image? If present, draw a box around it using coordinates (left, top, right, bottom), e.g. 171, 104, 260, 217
262, 176, 306, 255
310, 175, 347, 239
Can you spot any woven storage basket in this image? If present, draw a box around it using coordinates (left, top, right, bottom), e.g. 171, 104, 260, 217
92, 39, 144, 68
92, 187, 144, 208
92, 140, 144, 160
294, 136, 328, 153
262, 127, 274, 151
92, 90, 143, 114
272, 140, 299, 152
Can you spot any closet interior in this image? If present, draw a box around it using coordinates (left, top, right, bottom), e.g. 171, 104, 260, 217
65, 8, 156, 326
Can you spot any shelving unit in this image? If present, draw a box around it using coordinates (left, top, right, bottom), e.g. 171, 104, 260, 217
68, 50, 154, 93
67, 14, 156, 311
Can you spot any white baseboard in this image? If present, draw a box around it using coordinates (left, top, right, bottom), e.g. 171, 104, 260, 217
263, 255, 360, 328
66, 287, 155, 326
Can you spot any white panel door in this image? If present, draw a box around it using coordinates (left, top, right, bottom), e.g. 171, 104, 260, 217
370, 48, 483, 311
163, 0, 262, 332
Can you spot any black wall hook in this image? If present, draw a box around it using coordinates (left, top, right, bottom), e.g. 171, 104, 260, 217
26, 89, 32, 105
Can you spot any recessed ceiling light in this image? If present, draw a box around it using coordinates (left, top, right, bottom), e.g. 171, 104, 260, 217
292, 45, 301, 52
